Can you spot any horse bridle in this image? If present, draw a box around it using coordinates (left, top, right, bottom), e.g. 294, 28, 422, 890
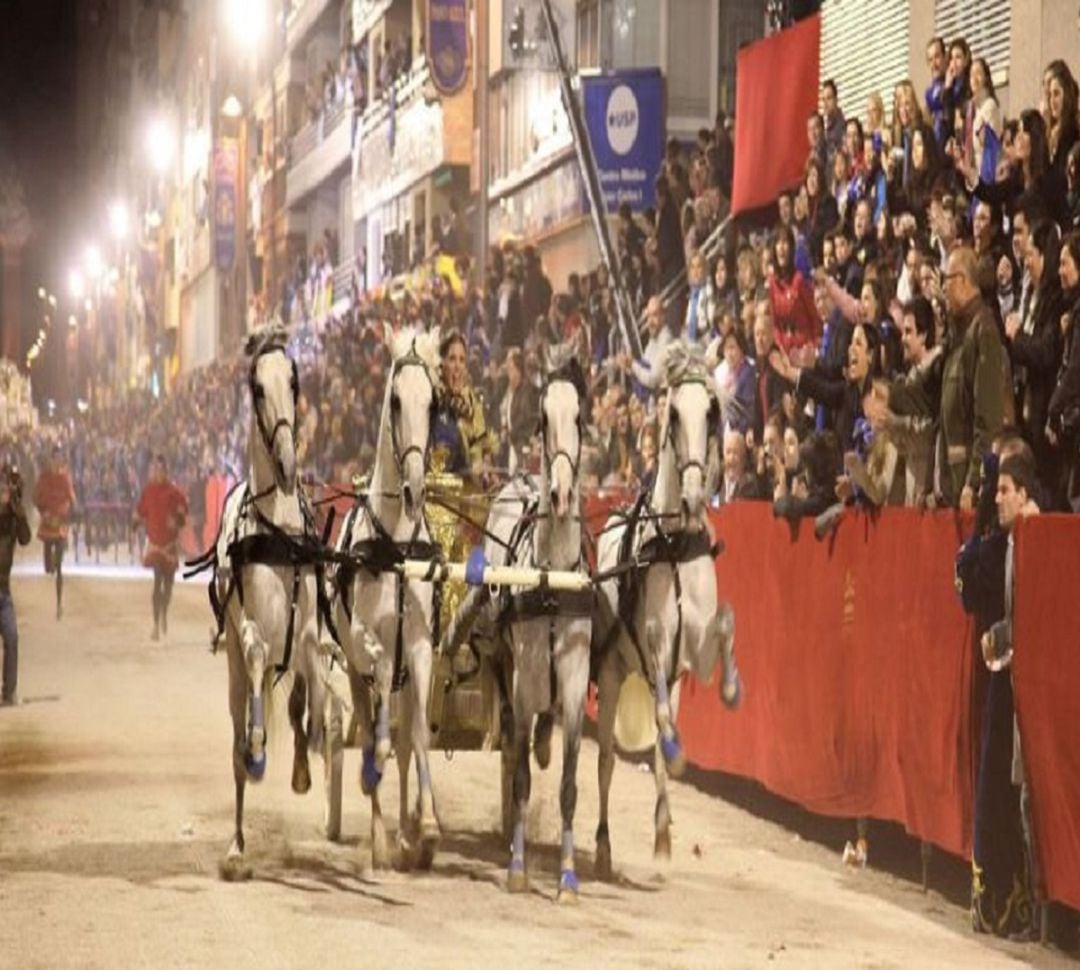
248, 343, 299, 460
665, 374, 719, 484
388, 343, 438, 476
538, 375, 585, 481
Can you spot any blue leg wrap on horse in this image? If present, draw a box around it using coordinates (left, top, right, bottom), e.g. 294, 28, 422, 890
465, 547, 487, 586
361, 747, 382, 790
559, 869, 579, 893
660, 732, 682, 766
245, 749, 266, 780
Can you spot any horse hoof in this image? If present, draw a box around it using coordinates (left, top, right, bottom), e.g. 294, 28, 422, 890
416, 836, 437, 872
371, 837, 391, 871
595, 842, 613, 882
291, 760, 312, 795
360, 748, 382, 795
219, 854, 252, 882
654, 829, 672, 861
660, 734, 686, 778
557, 870, 580, 904
245, 751, 266, 782
507, 864, 529, 894
721, 668, 743, 710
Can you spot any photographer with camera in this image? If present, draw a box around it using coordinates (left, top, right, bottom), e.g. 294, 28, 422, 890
0, 466, 31, 707
33, 445, 77, 620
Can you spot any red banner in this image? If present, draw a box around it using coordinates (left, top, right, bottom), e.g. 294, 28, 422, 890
731, 15, 820, 216
1013, 515, 1080, 912
678, 503, 976, 857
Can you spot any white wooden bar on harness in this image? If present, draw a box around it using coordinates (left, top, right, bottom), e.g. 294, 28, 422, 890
398, 560, 592, 592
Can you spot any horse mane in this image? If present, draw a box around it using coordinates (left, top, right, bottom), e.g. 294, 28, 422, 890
545, 350, 587, 405
244, 322, 290, 360
389, 326, 443, 393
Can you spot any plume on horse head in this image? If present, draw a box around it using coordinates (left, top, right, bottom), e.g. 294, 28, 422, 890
545, 343, 587, 404
660, 340, 711, 389
389, 325, 443, 393
244, 322, 291, 361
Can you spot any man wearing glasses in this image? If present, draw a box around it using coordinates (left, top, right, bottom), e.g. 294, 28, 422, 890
884, 246, 1010, 511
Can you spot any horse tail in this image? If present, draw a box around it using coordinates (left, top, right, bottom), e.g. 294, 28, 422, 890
442, 584, 489, 656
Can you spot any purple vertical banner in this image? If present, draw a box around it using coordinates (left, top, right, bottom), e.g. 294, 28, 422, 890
427, 0, 469, 96
214, 138, 239, 272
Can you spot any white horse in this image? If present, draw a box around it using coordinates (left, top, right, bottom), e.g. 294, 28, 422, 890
333, 328, 442, 870
208, 326, 329, 880
592, 342, 741, 879
444, 357, 590, 901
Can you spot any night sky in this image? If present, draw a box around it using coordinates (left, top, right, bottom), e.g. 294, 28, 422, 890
0, 0, 78, 375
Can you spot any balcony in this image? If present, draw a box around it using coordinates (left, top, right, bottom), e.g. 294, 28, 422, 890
352, 56, 472, 218
285, 98, 352, 209
284, 0, 337, 53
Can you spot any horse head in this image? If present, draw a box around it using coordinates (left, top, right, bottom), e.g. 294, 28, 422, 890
661, 342, 719, 526
386, 327, 441, 523
246, 326, 299, 496
540, 354, 586, 521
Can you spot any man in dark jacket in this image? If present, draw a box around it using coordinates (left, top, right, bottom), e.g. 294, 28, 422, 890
890, 247, 1011, 509
0, 466, 32, 706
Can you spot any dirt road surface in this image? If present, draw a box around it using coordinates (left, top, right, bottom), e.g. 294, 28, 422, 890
0, 565, 1069, 969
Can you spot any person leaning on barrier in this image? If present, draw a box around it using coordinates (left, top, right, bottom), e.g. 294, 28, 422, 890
886, 246, 1012, 511
0, 466, 31, 707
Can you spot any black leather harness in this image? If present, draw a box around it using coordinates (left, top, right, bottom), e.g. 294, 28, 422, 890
334, 495, 442, 692
185, 482, 339, 678
605, 495, 722, 691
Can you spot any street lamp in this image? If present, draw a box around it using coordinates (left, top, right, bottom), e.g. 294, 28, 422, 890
68, 269, 86, 301
85, 244, 104, 281
146, 116, 176, 174
225, 0, 265, 50
108, 200, 129, 239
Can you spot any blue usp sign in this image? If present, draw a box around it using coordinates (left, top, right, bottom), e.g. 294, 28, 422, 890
583, 69, 664, 212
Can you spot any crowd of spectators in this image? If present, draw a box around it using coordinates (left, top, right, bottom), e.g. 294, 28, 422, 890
17, 40, 1080, 547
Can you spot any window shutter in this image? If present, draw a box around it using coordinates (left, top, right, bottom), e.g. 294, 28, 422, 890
935, 0, 1011, 88
820, 0, 910, 122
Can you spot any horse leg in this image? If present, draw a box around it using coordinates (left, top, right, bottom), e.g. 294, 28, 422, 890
410, 640, 439, 868
367, 684, 391, 871
240, 619, 268, 781
507, 701, 532, 893
494, 652, 516, 841
556, 634, 588, 904
350, 675, 387, 871
221, 633, 252, 881
533, 710, 555, 770
712, 603, 741, 708
288, 673, 312, 795
594, 653, 620, 882
395, 686, 415, 862
648, 620, 685, 778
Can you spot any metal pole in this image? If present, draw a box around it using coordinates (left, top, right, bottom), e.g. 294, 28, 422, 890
475, 0, 490, 283
539, 0, 642, 360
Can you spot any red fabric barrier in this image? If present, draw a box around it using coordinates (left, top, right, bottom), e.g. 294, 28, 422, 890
731, 14, 820, 215
676, 503, 976, 858
1013, 515, 1080, 911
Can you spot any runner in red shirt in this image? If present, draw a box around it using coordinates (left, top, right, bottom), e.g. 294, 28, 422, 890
33, 446, 78, 620
133, 455, 188, 641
